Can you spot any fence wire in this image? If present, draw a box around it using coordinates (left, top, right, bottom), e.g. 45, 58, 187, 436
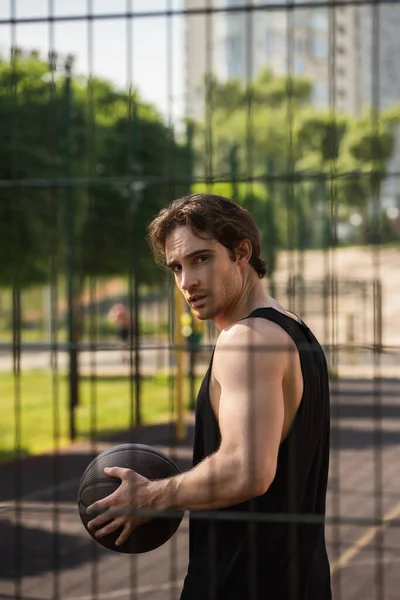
0, 1, 400, 600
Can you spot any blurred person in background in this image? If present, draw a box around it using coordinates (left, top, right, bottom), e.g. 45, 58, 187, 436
108, 302, 134, 364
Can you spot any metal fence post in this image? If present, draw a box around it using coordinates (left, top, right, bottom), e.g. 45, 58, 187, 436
63, 56, 78, 441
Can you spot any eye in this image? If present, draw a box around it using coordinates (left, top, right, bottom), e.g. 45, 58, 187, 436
194, 255, 208, 265
172, 264, 182, 273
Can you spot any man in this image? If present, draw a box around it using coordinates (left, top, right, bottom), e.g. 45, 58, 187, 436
87, 193, 332, 599
107, 302, 133, 364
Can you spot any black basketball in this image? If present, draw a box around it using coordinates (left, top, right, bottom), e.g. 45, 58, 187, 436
78, 443, 184, 554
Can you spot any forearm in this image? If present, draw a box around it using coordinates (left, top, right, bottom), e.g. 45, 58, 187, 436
150, 450, 259, 512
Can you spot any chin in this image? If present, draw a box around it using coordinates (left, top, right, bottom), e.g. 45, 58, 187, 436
193, 307, 212, 321
197, 315, 208, 322
193, 310, 207, 321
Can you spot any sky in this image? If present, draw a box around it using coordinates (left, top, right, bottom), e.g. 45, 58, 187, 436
0, 0, 185, 123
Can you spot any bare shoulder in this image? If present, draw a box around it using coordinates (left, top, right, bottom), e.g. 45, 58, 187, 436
217, 317, 294, 351
213, 317, 294, 380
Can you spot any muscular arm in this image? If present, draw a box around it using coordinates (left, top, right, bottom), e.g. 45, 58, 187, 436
86, 320, 292, 543
152, 320, 288, 511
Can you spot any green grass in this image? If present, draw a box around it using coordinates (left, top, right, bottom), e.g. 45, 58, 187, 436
0, 370, 200, 463
0, 329, 50, 343
0, 321, 169, 342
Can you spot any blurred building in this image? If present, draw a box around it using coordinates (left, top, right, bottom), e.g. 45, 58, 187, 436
184, 0, 400, 206
355, 4, 400, 205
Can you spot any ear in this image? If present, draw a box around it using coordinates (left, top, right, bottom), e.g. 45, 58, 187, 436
235, 239, 252, 265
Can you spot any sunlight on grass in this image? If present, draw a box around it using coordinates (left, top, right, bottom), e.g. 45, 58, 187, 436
0, 370, 200, 462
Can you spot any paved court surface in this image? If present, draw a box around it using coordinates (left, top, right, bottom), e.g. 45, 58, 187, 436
0, 378, 399, 600
0, 343, 398, 379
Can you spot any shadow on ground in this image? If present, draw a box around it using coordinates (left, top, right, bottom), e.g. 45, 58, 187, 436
0, 421, 194, 582
330, 425, 400, 450
332, 403, 400, 420
1, 379, 399, 583
0, 422, 194, 505
0, 519, 91, 580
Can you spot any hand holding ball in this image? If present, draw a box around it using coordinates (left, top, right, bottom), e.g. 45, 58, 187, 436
78, 444, 184, 554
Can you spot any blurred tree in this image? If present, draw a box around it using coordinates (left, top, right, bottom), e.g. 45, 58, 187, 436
0, 51, 192, 424
0, 52, 191, 288
191, 69, 400, 251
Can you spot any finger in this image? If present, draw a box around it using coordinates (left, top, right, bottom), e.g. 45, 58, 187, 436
115, 516, 151, 546
104, 466, 130, 479
86, 489, 119, 516
86, 483, 126, 515
87, 510, 114, 531
94, 517, 124, 539
115, 522, 134, 547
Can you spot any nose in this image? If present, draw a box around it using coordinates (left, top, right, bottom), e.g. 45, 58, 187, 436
180, 267, 199, 292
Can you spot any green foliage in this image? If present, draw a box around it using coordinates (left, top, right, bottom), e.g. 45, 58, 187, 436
191, 70, 400, 257
0, 53, 192, 288
204, 68, 312, 112
1, 51, 399, 288
295, 111, 348, 162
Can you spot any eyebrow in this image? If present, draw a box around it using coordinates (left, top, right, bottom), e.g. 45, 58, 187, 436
166, 248, 214, 270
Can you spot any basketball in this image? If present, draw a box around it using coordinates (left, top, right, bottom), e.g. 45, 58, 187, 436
78, 443, 184, 554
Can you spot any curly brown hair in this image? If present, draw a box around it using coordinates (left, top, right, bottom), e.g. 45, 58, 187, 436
147, 193, 266, 279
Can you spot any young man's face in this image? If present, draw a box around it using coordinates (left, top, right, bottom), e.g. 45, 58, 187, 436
165, 225, 242, 321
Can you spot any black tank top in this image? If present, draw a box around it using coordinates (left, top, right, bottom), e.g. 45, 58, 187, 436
180, 308, 332, 600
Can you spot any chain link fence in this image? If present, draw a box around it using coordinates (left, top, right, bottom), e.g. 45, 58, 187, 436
0, 1, 399, 599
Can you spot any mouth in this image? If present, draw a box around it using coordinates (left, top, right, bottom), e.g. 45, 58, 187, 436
188, 295, 207, 308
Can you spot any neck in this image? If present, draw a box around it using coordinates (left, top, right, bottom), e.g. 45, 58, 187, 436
212, 275, 272, 331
